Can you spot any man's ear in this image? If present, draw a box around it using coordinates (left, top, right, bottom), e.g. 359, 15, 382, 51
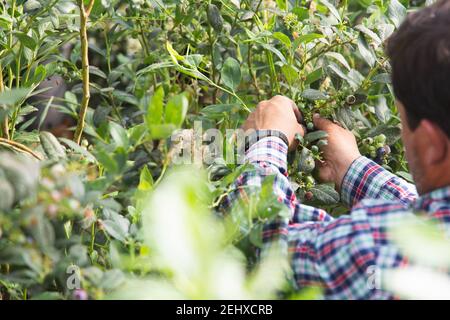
416, 119, 448, 165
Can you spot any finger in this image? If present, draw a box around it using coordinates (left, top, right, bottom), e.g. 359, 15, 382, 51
271, 95, 302, 123
295, 123, 305, 137
292, 105, 303, 123
257, 100, 268, 108
313, 113, 334, 131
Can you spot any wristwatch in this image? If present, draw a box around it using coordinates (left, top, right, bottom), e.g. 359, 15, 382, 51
244, 129, 289, 152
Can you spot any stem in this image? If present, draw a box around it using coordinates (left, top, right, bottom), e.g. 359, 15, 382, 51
208, 26, 217, 104
73, 0, 95, 145
247, 44, 260, 100
0, 63, 8, 139
0, 138, 43, 160
138, 20, 151, 57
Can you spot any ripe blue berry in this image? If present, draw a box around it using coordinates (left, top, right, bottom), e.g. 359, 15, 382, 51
376, 147, 386, 157
73, 289, 88, 300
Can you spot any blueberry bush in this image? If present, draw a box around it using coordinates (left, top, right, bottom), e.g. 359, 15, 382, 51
0, 0, 443, 300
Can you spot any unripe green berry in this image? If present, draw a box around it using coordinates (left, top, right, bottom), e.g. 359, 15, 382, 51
374, 134, 386, 144
317, 139, 327, 147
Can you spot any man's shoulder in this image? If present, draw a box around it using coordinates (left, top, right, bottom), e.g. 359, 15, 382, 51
350, 198, 413, 224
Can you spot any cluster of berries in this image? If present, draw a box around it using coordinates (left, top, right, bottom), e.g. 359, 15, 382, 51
360, 134, 391, 164
290, 122, 328, 201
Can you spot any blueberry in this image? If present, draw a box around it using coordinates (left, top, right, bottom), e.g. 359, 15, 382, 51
73, 289, 88, 300
374, 156, 383, 165
376, 147, 386, 157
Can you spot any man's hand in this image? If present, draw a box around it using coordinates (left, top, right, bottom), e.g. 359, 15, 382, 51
313, 114, 361, 191
242, 95, 304, 150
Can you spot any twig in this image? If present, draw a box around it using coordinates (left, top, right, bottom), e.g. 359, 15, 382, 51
301, 38, 356, 69
73, 0, 95, 145
0, 138, 43, 160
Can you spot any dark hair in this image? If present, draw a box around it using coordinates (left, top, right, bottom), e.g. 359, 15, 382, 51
386, 0, 450, 138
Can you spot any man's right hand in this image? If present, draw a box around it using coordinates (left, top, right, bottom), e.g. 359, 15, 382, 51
242, 95, 305, 150
313, 114, 361, 191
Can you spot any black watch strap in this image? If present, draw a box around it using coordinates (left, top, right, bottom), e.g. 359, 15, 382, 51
245, 130, 289, 152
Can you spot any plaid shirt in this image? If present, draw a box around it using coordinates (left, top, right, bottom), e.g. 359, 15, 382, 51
222, 136, 450, 299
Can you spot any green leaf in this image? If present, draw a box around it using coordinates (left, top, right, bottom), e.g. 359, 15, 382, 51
149, 124, 176, 139
138, 165, 153, 191
201, 104, 238, 117
305, 130, 329, 143
281, 64, 298, 84
372, 73, 391, 84
388, 0, 407, 28
325, 52, 351, 71
31, 65, 47, 85
207, 4, 224, 32
102, 218, 129, 242
0, 88, 31, 106
249, 223, 263, 248
355, 25, 382, 46
260, 43, 287, 64
357, 36, 375, 67
335, 107, 354, 130
321, 0, 341, 22
30, 292, 62, 300
59, 138, 97, 163
375, 95, 391, 123
389, 216, 450, 268
310, 184, 340, 205
294, 33, 324, 45
96, 149, 119, 174
221, 57, 241, 90
166, 41, 184, 64
273, 32, 291, 48
165, 93, 189, 127
302, 89, 328, 101
396, 171, 413, 183
100, 269, 125, 290
305, 68, 323, 86
14, 32, 36, 50
146, 87, 165, 126
136, 61, 174, 77
102, 208, 130, 242
367, 124, 402, 145
109, 122, 130, 149
275, 0, 287, 10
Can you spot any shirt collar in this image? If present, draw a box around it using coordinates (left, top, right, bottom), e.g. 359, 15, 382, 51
414, 185, 450, 210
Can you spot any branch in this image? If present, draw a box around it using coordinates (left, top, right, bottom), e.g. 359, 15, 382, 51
73, 1, 93, 145
0, 138, 43, 160
85, 0, 96, 16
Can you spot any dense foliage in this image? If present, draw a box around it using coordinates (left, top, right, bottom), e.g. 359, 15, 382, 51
1, 0, 448, 300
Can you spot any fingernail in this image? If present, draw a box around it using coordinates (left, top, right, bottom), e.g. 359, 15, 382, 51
313, 113, 319, 119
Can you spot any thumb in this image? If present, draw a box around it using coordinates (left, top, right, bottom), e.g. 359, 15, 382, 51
316, 160, 334, 183
313, 114, 333, 131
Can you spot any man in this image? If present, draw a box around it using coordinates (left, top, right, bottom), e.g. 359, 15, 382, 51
223, 0, 450, 299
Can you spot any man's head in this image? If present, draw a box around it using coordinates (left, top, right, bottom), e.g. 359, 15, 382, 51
386, 0, 450, 194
